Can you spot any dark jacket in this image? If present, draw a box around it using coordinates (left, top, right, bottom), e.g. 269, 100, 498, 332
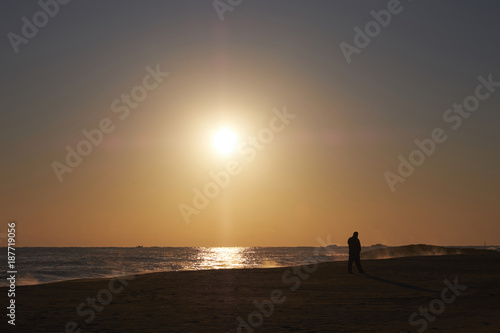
348, 236, 361, 256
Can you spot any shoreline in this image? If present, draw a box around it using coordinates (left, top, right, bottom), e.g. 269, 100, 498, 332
4, 244, 497, 288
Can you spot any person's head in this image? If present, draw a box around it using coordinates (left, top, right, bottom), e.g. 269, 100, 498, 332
353, 231, 358, 238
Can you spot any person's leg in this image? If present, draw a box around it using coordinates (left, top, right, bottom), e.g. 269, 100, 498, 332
348, 257, 353, 273
355, 256, 364, 273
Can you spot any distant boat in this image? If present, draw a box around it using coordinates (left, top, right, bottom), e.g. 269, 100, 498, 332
136, 245, 143, 248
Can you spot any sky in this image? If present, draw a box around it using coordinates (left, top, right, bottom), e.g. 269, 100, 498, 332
1, 0, 499, 247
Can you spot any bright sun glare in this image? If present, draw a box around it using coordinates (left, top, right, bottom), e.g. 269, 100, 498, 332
212, 127, 239, 155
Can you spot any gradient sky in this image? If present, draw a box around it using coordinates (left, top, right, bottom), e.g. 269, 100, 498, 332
1, 0, 499, 246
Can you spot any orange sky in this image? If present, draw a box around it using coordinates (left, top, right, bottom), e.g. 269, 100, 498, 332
1, 1, 499, 247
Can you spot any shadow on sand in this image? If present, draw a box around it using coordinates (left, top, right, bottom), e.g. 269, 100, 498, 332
360, 273, 437, 293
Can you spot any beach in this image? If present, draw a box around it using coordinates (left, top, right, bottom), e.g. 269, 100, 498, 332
3, 1, 500, 332
4, 251, 500, 332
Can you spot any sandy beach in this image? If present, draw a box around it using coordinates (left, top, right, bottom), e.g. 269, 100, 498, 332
4, 251, 500, 333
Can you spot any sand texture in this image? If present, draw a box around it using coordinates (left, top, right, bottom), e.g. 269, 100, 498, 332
3, 252, 500, 332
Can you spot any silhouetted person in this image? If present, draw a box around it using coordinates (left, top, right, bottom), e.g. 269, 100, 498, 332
348, 231, 364, 274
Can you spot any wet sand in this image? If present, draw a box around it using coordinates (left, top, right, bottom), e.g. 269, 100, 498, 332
4, 252, 500, 332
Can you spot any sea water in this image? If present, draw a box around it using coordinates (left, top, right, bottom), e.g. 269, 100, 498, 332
0, 245, 497, 286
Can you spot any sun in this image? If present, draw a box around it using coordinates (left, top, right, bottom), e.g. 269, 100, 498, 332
212, 127, 239, 155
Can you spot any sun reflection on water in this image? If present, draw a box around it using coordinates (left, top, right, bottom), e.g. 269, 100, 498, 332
196, 247, 249, 270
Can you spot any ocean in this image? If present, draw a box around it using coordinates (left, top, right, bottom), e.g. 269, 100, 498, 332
1, 245, 497, 287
